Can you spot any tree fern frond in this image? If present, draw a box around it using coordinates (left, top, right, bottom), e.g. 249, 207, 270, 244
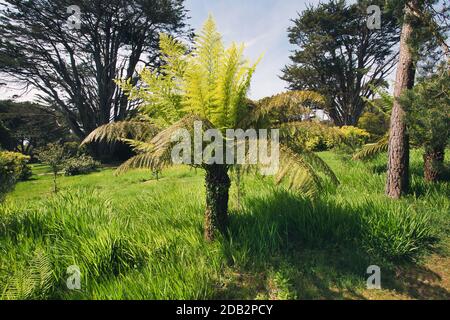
183, 15, 223, 120
115, 152, 168, 175
115, 115, 213, 175
82, 121, 160, 145
119, 138, 154, 153
296, 148, 340, 185
28, 249, 53, 297
352, 135, 389, 160
276, 145, 323, 197
234, 141, 336, 198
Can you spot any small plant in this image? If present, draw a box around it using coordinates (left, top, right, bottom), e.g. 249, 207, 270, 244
37, 143, 66, 193
63, 155, 100, 176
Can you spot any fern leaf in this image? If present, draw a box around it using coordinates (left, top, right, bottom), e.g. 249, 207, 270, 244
352, 135, 389, 160
82, 121, 160, 145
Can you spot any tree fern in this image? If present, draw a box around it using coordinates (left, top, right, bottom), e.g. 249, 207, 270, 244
83, 16, 339, 240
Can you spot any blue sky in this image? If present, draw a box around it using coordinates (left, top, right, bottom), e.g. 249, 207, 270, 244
185, 0, 322, 100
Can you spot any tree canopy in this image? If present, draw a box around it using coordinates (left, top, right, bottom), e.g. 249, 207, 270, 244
0, 0, 190, 140
281, 0, 400, 126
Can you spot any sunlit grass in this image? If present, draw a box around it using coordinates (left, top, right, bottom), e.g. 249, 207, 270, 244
1, 149, 448, 299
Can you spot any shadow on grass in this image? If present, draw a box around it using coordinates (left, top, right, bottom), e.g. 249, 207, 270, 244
216, 190, 448, 300
386, 263, 450, 299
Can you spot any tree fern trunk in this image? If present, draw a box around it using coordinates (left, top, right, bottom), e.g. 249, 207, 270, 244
424, 145, 445, 183
204, 164, 230, 241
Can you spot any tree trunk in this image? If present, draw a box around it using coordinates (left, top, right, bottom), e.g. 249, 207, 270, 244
423, 145, 445, 183
386, 1, 417, 199
204, 164, 230, 241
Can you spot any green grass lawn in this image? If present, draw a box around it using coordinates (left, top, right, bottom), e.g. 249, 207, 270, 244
1, 150, 449, 299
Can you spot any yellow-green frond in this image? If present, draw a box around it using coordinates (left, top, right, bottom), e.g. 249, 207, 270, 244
276, 146, 324, 198
115, 115, 213, 175
81, 121, 160, 145
119, 138, 154, 153
115, 152, 168, 175
352, 135, 389, 161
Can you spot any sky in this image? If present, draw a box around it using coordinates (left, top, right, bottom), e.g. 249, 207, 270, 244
0, 0, 324, 102
184, 0, 323, 100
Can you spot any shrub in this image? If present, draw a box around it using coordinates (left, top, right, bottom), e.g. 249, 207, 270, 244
305, 136, 328, 151
63, 155, 100, 176
16, 152, 31, 180
338, 126, 370, 150
0, 151, 31, 201
290, 122, 342, 152
357, 111, 389, 141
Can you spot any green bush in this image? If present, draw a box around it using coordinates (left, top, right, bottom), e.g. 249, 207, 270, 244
63, 155, 100, 176
305, 135, 333, 152
358, 111, 389, 141
338, 126, 370, 150
292, 123, 342, 152
0, 151, 31, 201
296, 124, 369, 152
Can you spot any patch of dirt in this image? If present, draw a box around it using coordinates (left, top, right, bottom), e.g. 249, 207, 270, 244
360, 254, 450, 300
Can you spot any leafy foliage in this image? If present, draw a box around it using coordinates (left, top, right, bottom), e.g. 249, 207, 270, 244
354, 70, 449, 162
0, 100, 69, 156
281, 0, 400, 126
63, 155, 100, 176
338, 126, 371, 149
0, 119, 14, 149
402, 69, 450, 152
278, 121, 343, 152
0, 151, 31, 202
357, 109, 390, 141
37, 143, 66, 193
37, 144, 66, 174
0, 0, 190, 140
